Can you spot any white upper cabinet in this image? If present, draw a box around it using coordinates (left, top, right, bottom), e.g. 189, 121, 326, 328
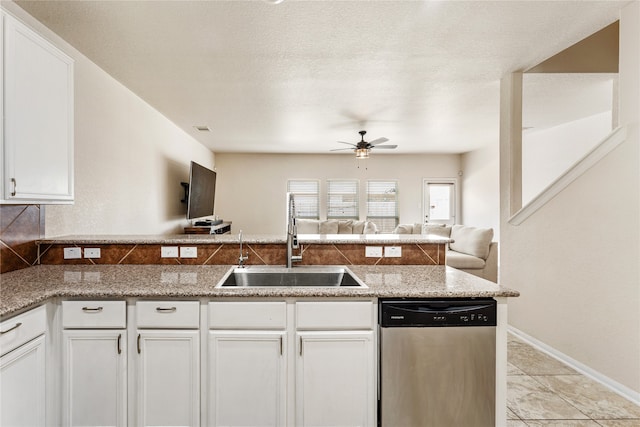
1, 10, 74, 204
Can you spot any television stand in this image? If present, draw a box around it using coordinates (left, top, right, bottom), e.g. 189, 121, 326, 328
184, 222, 231, 235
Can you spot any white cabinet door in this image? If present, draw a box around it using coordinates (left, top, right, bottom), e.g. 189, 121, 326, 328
1, 11, 74, 203
0, 335, 46, 427
136, 330, 200, 427
62, 330, 127, 427
208, 330, 287, 427
296, 331, 375, 427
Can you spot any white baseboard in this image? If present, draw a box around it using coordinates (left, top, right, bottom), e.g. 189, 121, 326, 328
508, 325, 640, 406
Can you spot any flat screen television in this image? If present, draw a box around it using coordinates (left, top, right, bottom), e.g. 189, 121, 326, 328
183, 161, 217, 220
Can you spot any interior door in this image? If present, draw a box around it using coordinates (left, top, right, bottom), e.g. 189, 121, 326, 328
423, 181, 456, 225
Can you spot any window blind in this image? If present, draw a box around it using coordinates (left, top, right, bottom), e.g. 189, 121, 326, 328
327, 180, 359, 219
287, 180, 319, 219
366, 180, 399, 233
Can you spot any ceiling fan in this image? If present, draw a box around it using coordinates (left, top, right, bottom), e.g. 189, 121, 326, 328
330, 130, 397, 159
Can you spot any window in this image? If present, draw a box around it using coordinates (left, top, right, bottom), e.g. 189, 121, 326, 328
287, 180, 319, 219
327, 180, 359, 220
366, 180, 399, 233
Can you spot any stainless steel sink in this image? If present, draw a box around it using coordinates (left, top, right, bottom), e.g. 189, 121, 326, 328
216, 266, 367, 288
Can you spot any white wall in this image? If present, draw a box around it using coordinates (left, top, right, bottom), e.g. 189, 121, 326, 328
4, 2, 215, 236
460, 140, 500, 240
214, 153, 461, 235
522, 110, 612, 204
501, 1, 640, 397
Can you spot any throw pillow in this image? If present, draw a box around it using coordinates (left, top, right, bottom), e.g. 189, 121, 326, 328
363, 221, 378, 234
393, 224, 414, 234
337, 220, 354, 234
351, 221, 365, 234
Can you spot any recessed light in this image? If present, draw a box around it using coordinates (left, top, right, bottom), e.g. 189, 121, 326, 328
194, 125, 211, 132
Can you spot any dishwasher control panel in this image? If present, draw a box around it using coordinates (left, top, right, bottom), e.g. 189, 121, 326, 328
379, 298, 497, 327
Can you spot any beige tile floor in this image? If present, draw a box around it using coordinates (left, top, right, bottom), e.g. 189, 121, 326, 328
507, 333, 640, 427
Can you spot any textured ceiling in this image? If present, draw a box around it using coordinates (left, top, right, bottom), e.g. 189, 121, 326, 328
16, 0, 625, 154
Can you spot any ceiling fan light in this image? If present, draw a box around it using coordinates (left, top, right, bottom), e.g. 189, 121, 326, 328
355, 148, 370, 159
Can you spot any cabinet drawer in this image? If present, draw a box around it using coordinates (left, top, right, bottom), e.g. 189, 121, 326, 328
296, 301, 374, 330
137, 301, 200, 329
62, 301, 126, 329
209, 301, 287, 329
1, 305, 46, 356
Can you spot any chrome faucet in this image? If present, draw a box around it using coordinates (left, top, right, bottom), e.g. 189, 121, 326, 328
238, 230, 248, 267
286, 193, 303, 268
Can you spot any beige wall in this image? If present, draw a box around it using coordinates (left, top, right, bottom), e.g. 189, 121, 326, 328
4, 2, 215, 236
214, 153, 461, 235
460, 140, 500, 240
501, 1, 640, 396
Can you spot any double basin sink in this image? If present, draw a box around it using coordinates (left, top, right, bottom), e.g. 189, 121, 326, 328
215, 266, 367, 288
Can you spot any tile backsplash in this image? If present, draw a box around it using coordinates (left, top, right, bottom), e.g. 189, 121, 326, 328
38, 242, 445, 266
0, 205, 44, 273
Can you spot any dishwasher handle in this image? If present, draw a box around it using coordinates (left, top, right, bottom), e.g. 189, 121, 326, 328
386, 303, 494, 314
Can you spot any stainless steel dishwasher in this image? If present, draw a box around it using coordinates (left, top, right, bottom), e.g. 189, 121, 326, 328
379, 298, 497, 427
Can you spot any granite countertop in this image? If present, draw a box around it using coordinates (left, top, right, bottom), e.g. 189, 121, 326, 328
0, 264, 518, 319
37, 233, 451, 245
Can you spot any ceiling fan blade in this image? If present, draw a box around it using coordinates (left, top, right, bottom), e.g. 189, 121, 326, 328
368, 137, 389, 146
337, 141, 357, 147
372, 144, 398, 149
330, 148, 355, 152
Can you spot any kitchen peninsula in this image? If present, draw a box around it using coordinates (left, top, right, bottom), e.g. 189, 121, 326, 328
1, 234, 518, 427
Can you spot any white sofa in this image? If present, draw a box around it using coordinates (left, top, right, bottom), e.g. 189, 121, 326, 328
296, 219, 378, 234
393, 223, 498, 283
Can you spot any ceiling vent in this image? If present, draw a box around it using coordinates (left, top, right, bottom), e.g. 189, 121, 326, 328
194, 125, 211, 132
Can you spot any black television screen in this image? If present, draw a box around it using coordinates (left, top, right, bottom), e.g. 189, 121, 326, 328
186, 161, 217, 220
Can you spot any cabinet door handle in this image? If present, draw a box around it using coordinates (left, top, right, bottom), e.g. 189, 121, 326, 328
82, 306, 103, 313
155, 307, 177, 313
117, 333, 122, 354
0, 322, 22, 335
137, 334, 141, 354
10, 178, 17, 197
279, 336, 283, 355
299, 336, 303, 356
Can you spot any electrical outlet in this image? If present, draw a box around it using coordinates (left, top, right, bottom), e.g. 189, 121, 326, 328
384, 246, 402, 258
63, 247, 82, 259
84, 248, 101, 259
161, 246, 179, 258
180, 247, 198, 258
365, 246, 383, 257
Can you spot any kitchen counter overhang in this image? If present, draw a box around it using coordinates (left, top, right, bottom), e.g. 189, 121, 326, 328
0, 264, 518, 319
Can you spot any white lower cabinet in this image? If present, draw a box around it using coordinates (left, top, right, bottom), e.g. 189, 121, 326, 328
208, 299, 376, 427
0, 335, 46, 426
296, 331, 375, 427
0, 305, 47, 427
208, 331, 287, 427
61, 300, 128, 427
45, 297, 375, 427
135, 301, 200, 427
62, 330, 127, 426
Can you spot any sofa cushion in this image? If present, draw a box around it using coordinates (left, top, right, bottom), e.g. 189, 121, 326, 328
337, 220, 353, 234
423, 224, 452, 238
319, 220, 339, 234
296, 219, 319, 234
449, 225, 493, 259
446, 250, 486, 269
351, 221, 365, 234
